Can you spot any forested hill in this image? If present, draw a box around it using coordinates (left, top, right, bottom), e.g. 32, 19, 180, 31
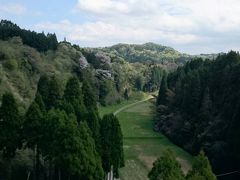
0, 20, 171, 110
156, 51, 240, 179
92, 42, 191, 66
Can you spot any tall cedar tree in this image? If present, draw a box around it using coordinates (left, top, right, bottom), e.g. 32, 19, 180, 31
64, 76, 87, 122
47, 76, 61, 109
81, 79, 102, 153
0, 93, 21, 158
100, 114, 124, 178
157, 72, 168, 105
82, 80, 97, 111
43, 109, 104, 179
23, 102, 44, 180
148, 150, 185, 180
37, 75, 49, 108
37, 75, 61, 110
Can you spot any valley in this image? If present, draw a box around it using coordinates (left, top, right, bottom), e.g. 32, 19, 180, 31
99, 96, 194, 179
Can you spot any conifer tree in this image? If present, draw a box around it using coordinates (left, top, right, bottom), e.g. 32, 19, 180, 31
148, 150, 185, 180
100, 114, 124, 178
0, 93, 21, 158
37, 75, 49, 107
157, 72, 168, 105
47, 76, 62, 109
64, 76, 82, 103
64, 76, 87, 122
186, 151, 216, 180
43, 109, 104, 179
23, 102, 44, 180
82, 80, 97, 111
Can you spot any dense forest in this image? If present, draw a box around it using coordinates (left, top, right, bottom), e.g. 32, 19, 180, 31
0, 20, 58, 52
156, 51, 240, 179
0, 75, 124, 180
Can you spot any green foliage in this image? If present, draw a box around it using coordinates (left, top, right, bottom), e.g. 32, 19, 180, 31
82, 80, 97, 110
157, 72, 168, 105
100, 114, 124, 177
99, 42, 190, 64
156, 51, 240, 175
43, 110, 104, 179
64, 76, 87, 122
4, 58, 18, 70
23, 101, 44, 180
0, 20, 58, 52
135, 76, 144, 90
148, 150, 185, 180
23, 102, 44, 148
0, 93, 21, 158
64, 76, 82, 102
186, 151, 216, 180
47, 76, 62, 109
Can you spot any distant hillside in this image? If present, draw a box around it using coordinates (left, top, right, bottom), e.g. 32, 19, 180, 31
94, 42, 192, 65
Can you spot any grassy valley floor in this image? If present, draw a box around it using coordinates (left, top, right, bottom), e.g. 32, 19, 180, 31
99, 97, 194, 180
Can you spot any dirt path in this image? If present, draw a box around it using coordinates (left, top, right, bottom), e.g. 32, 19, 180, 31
113, 96, 153, 116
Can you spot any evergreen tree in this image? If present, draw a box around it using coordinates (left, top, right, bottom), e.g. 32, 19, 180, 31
190, 71, 201, 114
37, 75, 49, 108
86, 109, 101, 154
23, 102, 44, 180
124, 89, 129, 100
148, 150, 185, 180
35, 75, 62, 110
157, 72, 168, 105
82, 80, 97, 111
34, 93, 46, 114
0, 20, 58, 52
64, 76, 82, 103
111, 114, 124, 177
43, 109, 104, 179
0, 93, 21, 158
135, 76, 143, 91
186, 151, 216, 180
100, 114, 124, 178
47, 76, 62, 109
64, 76, 87, 122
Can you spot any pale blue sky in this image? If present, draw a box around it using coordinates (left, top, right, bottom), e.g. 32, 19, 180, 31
0, 0, 240, 54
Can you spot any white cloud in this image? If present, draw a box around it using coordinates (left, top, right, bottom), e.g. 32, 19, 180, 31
0, 3, 26, 15
35, 0, 240, 53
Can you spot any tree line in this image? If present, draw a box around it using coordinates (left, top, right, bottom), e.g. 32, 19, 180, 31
156, 51, 240, 179
0, 20, 58, 52
0, 75, 124, 180
148, 149, 216, 180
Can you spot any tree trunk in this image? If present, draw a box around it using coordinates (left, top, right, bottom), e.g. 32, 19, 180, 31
27, 171, 31, 180
58, 168, 61, 180
36, 145, 40, 180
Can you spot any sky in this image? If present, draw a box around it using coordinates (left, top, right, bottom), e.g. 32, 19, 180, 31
0, 0, 240, 54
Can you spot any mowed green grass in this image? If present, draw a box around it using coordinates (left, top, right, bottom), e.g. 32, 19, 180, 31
98, 92, 151, 117
99, 99, 194, 180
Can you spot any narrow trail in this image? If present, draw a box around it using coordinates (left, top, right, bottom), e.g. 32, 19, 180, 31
113, 96, 153, 116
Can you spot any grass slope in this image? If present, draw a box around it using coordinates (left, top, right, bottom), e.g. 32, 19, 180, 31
100, 98, 194, 180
